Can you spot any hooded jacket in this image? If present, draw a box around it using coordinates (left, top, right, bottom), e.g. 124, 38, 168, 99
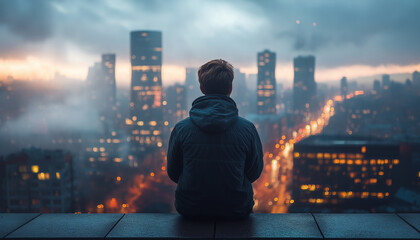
167, 94, 263, 219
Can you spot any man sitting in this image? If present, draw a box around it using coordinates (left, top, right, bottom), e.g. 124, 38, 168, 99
167, 59, 263, 219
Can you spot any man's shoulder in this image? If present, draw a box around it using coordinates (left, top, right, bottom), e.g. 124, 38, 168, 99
174, 117, 193, 130
236, 116, 257, 130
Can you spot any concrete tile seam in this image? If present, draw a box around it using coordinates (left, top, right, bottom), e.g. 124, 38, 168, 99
104, 214, 126, 238
2, 213, 41, 239
396, 213, 420, 234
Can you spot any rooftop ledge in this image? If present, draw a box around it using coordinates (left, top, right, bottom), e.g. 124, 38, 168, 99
0, 213, 419, 239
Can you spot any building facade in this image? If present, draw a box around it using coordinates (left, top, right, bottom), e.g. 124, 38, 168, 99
164, 84, 187, 128
1, 148, 74, 213
293, 56, 317, 113
257, 50, 277, 115
185, 67, 201, 112
292, 135, 405, 212
340, 77, 348, 97
231, 69, 250, 117
128, 31, 164, 160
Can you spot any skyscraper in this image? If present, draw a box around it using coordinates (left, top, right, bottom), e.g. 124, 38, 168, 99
257, 50, 277, 115
231, 69, 249, 116
128, 31, 163, 156
293, 56, 317, 113
373, 79, 381, 94
340, 77, 348, 97
382, 74, 391, 91
85, 54, 117, 135
412, 71, 420, 87
164, 84, 187, 128
185, 67, 201, 112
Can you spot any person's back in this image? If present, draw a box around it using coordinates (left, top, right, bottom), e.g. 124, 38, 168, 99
167, 59, 263, 219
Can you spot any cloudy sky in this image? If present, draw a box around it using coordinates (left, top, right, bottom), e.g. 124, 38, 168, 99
0, 0, 419, 87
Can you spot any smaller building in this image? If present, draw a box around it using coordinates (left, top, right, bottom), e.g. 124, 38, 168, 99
1, 148, 74, 213
292, 135, 406, 212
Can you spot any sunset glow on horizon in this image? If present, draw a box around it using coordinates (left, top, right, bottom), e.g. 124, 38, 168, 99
1, 56, 418, 87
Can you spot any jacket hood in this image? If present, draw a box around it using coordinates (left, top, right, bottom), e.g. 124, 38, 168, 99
189, 94, 238, 132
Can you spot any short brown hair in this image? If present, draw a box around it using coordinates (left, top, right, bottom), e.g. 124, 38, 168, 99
198, 59, 234, 95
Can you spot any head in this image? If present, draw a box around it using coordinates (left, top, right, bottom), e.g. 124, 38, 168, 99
198, 59, 234, 96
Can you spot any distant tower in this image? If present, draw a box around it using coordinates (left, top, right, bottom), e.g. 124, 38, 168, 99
293, 56, 317, 113
185, 67, 201, 112
257, 50, 277, 115
85, 54, 117, 135
373, 79, 381, 94
382, 74, 390, 91
413, 71, 420, 87
231, 69, 249, 116
129, 30, 164, 156
340, 77, 348, 97
165, 84, 187, 128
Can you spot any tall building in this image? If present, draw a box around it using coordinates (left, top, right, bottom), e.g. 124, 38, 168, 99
128, 30, 164, 158
382, 74, 391, 91
0, 148, 74, 213
293, 56, 317, 113
413, 71, 420, 87
292, 135, 406, 212
257, 50, 277, 115
85, 54, 117, 135
340, 77, 348, 97
185, 67, 201, 112
231, 69, 249, 116
164, 84, 187, 128
373, 79, 381, 94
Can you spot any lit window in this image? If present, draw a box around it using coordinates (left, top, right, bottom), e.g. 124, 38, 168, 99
31, 165, 39, 173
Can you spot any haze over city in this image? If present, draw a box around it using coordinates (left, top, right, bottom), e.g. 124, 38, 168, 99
1, 0, 420, 86
1, 0, 419, 216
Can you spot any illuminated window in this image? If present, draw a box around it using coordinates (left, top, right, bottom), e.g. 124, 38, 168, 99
31, 165, 39, 173
393, 159, 399, 165
56, 172, 60, 179
361, 146, 366, 153
38, 173, 45, 180
149, 121, 157, 126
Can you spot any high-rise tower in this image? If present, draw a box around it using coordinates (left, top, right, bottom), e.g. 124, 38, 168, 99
293, 56, 317, 113
340, 77, 348, 98
85, 54, 117, 135
185, 67, 201, 112
257, 50, 277, 115
128, 31, 163, 155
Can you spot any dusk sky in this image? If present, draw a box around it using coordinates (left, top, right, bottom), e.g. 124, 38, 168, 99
0, 0, 419, 87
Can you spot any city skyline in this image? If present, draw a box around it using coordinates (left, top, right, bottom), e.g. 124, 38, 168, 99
1, 0, 420, 215
1, 0, 420, 86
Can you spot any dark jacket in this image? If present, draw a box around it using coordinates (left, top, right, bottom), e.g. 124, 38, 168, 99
167, 94, 263, 219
